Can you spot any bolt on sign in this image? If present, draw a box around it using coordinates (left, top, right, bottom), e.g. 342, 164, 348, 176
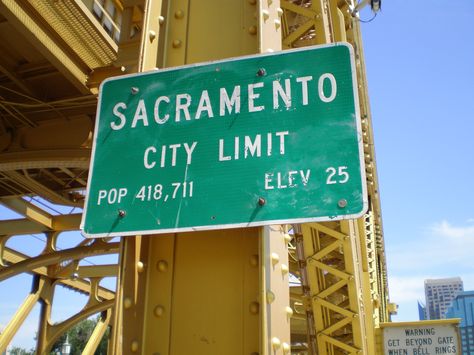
381, 320, 461, 355
81, 43, 367, 238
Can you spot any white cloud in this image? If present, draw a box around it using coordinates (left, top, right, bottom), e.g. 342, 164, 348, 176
431, 220, 474, 239
386, 220, 474, 320
388, 276, 426, 303
387, 220, 474, 273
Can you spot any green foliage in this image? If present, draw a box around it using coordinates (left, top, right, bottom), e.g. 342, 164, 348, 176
9, 346, 35, 355
51, 316, 109, 355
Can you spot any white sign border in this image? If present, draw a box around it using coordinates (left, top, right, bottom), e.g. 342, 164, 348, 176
80, 42, 368, 238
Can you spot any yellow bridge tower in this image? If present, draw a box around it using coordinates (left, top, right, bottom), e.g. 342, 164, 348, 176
0, 0, 394, 354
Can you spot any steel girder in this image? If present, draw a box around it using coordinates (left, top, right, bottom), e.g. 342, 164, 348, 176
0, 0, 392, 354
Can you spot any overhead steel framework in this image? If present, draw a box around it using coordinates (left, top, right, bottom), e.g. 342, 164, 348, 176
0, 0, 395, 354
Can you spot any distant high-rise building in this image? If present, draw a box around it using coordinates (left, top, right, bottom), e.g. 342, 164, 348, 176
424, 277, 463, 319
446, 290, 474, 355
417, 301, 426, 320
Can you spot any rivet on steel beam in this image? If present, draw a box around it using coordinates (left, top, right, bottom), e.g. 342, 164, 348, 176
71, 272, 79, 280
131, 87, 139, 95
124, 297, 132, 309
271, 337, 281, 349
137, 261, 145, 273
286, 306, 294, 318
175, 10, 184, 19
338, 199, 347, 208
118, 209, 126, 217
282, 342, 291, 353
258, 197, 266, 206
262, 9, 270, 21
277, 7, 284, 17
157, 260, 168, 272
149, 30, 156, 41
281, 264, 289, 275
266, 291, 275, 304
131, 340, 139, 352
274, 19, 281, 29
154, 305, 165, 317
159, 16, 165, 25
172, 39, 182, 48
249, 302, 259, 314
271, 252, 280, 265
250, 254, 259, 267
248, 25, 257, 35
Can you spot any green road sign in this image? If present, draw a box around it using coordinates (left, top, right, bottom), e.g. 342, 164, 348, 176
81, 43, 367, 238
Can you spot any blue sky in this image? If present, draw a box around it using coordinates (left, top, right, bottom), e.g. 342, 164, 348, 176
1, 0, 474, 349
361, 1, 474, 321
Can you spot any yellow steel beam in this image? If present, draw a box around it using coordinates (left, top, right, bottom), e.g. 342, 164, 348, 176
0, 61, 36, 96
0, 276, 44, 353
260, 226, 292, 354
0, 213, 82, 235
280, 1, 315, 19
83, 309, 112, 355
137, 0, 162, 71
311, 0, 332, 44
52, 214, 83, 231
116, 2, 294, 355
0, 241, 119, 281
0, 218, 49, 235
114, 2, 163, 354
302, 221, 368, 354
37, 293, 114, 353
0, 197, 54, 228
131, 236, 174, 355
1, 171, 82, 207
341, 220, 371, 353
0, 0, 90, 93
1, 246, 115, 300
87, 65, 127, 93
34, 276, 114, 354
150, 230, 260, 355
278, 2, 389, 354
0, 149, 90, 171
35, 277, 54, 354
74, 264, 118, 278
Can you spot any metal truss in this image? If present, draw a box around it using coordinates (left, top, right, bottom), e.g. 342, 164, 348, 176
0, 227, 119, 354
298, 221, 372, 354
279, 1, 392, 354
0, 0, 393, 354
0, 0, 139, 352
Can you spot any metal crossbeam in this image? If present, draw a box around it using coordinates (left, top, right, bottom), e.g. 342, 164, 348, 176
0, 0, 391, 353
